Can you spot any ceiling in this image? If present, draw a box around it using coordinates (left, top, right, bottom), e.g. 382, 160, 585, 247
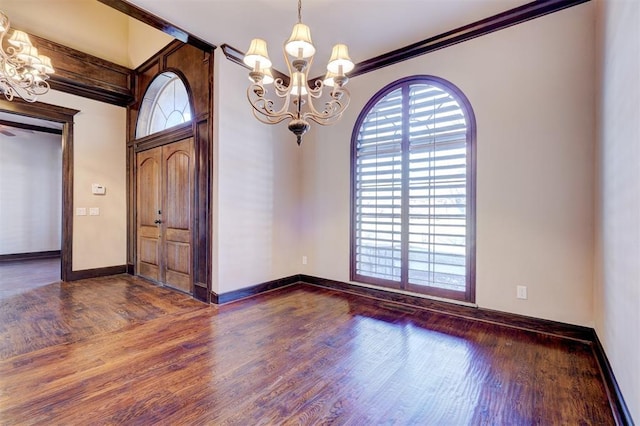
125, 0, 530, 71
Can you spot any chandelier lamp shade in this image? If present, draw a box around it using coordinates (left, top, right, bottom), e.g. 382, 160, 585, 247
0, 10, 54, 102
243, 0, 354, 145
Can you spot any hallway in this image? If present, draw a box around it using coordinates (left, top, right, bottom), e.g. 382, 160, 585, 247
0, 257, 60, 299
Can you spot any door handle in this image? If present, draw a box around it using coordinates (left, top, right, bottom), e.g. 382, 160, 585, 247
154, 219, 162, 224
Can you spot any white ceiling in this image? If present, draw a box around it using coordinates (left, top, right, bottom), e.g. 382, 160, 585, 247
126, 0, 530, 70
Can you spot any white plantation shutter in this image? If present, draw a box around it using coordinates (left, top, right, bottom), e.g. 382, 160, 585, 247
354, 88, 404, 283
352, 77, 475, 302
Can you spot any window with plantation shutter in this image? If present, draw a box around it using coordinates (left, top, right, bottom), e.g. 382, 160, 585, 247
351, 76, 476, 302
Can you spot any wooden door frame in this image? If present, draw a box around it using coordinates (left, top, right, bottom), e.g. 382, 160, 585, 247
132, 124, 203, 294
134, 129, 195, 293
0, 99, 79, 282
128, 41, 213, 303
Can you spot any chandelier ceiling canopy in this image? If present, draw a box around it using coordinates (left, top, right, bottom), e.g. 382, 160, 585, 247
243, 0, 354, 145
0, 11, 54, 103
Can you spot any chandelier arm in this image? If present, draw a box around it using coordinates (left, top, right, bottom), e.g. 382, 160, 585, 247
251, 108, 293, 125
248, 73, 294, 117
1, 12, 53, 102
247, 84, 295, 123
303, 87, 351, 125
273, 78, 292, 99
304, 104, 347, 126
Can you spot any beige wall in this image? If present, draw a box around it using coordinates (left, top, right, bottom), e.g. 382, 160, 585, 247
0, 131, 62, 255
41, 90, 127, 271
127, 18, 174, 68
595, 0, 640, 421
301, 3, 596, 326
2, 0, 130, 67
213, 50, 302, 294
2, 0, 172, 69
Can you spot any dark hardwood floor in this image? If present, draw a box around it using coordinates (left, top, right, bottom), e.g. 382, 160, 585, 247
0, 275, 614, 424
0, 257, 60, 299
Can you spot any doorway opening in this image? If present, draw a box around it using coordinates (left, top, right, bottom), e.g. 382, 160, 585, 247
0, 115, 63, 297
0, 99, 79, 284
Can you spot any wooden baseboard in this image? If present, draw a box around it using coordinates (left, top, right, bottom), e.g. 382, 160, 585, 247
0, 250, 61, 262
66, 265, 127, 281
212, 275, 301, 304
300, 274, 594, 342
591, 332, 634, 426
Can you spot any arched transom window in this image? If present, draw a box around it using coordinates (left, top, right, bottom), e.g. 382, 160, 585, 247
351, 76, 476, 302
136, 72, 192, 139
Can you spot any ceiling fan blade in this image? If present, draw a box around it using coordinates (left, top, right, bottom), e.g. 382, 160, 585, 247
0, 129, 16, 137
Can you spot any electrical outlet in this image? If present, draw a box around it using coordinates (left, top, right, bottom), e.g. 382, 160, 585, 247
516, 285, 528, 300
302, 256, 308, 265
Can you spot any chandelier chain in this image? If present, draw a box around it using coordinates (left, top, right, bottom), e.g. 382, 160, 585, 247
297, 0, 302, 23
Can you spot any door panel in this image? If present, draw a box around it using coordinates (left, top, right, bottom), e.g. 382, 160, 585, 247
136, 150, 161, 282
162, 139, 193, 293
166, 241, 191, 290
136, 138, 194, 294
165, 149, 191, 230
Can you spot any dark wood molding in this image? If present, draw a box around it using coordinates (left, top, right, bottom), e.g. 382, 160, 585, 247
591, 332, 634, 426
132, 123, 193, 152
0, 99, 79, 283
0, 99, 79, 122
212, 275, 301, 304
127, 263, 135, 275
350, 0, 590, 78
0, 250, 61, 262
25, 33, 134, 106
128, 41, 213, 304
220, 44, 248, 70
97, 0, 216, 53
222, 1, 591, 83
211, 273, 595, 343
300, 275, 595, 343
67, 265, 128, 281
0, 119, 62, 135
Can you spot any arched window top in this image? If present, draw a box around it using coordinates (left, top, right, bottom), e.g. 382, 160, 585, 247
136, 72, 192, 139
354, 76, 475, 145
351, 75, 476, 303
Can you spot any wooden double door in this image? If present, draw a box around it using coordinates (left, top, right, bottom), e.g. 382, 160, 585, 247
136, 138, 194, 293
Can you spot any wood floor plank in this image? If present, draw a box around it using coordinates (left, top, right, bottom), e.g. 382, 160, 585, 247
0, 276, 614, 424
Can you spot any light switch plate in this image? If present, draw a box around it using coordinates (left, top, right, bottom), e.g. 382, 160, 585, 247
89, 207, 100, 216
516, 285, 528, 300
76, 208, 87, 216
92, 183, 106, 195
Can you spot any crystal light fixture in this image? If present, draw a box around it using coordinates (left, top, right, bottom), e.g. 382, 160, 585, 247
244, 0, 354, 145
0, 11, 54, 102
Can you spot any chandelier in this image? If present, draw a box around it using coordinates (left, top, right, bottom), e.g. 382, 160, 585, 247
0, 11, 54, 102
243, 0, 354, 145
